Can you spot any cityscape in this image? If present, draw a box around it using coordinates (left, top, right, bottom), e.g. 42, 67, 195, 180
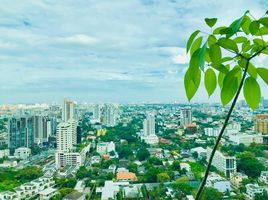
1, 1, 268, 200
0, 98, 268, 199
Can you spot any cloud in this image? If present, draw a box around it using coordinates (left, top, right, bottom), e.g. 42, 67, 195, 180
0, 0, 267, 103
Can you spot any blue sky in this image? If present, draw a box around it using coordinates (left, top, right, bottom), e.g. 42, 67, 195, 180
0, 0, 267, 103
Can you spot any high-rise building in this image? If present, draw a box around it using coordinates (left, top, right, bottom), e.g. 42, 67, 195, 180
102, 104, 118, 127
93, 104, 101, 121
254, 114, 268, 135
143, 113, 156, 136
8, 117, 34, 151
62, 99, 75, 122
142, 113, 159, 145
33, 116, 52, 144
56, 119, 77, 152
207, 147, 237, 178
180, 107, 192, 126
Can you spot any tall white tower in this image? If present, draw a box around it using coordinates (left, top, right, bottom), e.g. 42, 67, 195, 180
143, 113, 156, 136
103, 104, 118, 127
62, 98, 75, 122
56, 119, 77, 152
180, 107, 192, 126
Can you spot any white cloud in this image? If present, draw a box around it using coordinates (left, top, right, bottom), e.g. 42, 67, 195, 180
59, 34, 99, 45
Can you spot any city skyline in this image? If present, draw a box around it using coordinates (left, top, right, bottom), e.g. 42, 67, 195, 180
0, 0, 268, 104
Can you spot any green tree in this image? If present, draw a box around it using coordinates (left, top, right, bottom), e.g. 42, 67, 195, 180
117, 145, 133, 158
157, 172, 170, 183
255, 191, 268, 200
200, 187, 223, 200
136, 148, 150, 161
237, 152, 265, 178
76, 166, 89, 180
185, 11, 268, 199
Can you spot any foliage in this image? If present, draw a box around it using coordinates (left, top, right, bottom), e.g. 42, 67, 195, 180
200, 187, 223, 200
157, 172, 170, 183
136, 148, 150, 161
185, 11, 268, 110
0, 166, 43, 192
255, 191, 268, 200
117, 145, 133, 158
55, 177, 77, 189
237, 152, 266, 178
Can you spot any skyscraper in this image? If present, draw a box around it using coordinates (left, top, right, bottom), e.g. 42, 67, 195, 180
102, 104, 118, 127
143, 113, 156, 136
93, 104, 101, 122
8, 117, 34, 151
56, 119, 77, 152
62, 99, 75, 122
180, 107, 192, 126
33, 116, 52, 144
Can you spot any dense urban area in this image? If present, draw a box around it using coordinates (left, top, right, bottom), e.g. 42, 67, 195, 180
0, 98, 268, 200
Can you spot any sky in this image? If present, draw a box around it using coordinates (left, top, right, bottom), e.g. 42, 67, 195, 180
0, 0, 267, 104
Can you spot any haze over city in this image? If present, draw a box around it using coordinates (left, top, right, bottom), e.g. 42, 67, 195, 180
0, 0, 268, 104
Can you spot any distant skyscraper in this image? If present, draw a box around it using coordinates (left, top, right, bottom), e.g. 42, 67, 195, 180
33, 116, 52, 144
143, 113, 156, 136
56, 119, 77, 152
93, 104, 101, 121
8, 117, 34, 151
180, 107, 192, 126
102, 104, 118, 127
62, 99, 75, 122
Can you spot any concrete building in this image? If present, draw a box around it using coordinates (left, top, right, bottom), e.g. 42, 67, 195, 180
259, 171, 268, 184
229, 133, 263, 146
39, 187, 57, 200
230, 173, 248, 188
254, 114, 268, 134
204, 127, 220, 137
56, 120, 77, 152
0, 149, 9, 158
180, 107, 192, 127
141, 113, 159, 145
55, 152, 82, 168
207, 147, 237, 177
102, 104, 118, 127
246, 184, 268, 199
62, 99, 75, 122
14, 147, 31, 159
33, 116, 52, 144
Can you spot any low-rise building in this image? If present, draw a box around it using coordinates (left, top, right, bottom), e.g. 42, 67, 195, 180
246, 184, 268, 199
229, 133, 263, 146
259, 171, 268, 184
0, 149, 10, 158
230, 173, 248, 188
116, 172, 137, 182
14, 147, 31, 159
39, 187, 57, 200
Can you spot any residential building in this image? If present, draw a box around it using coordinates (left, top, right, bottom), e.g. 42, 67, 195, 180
204, 127, 220, 137
259, 171, 268, 184
0, 149, 9, 158
180, 107, 192, 127
141, 113, 159, 145
207, 147, 237, 177
116, 172, 137, 182
55, 152, 82, 168
102, 104, 118, 127
14, 147, 31, 159
63, 191, 86, 200
246, 184, 268, 199
39, 187, 57, 200
229, 133, 263, 146
62, 99, 75, 122
33, 115, 52, 144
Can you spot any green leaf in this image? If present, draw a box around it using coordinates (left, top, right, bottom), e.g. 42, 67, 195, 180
213, 26, 228, 34
256, 67, 268, 84
221, 57, 233, 63
241, 15, 252, 34
212, 64, 229, 74
231, 15, 245, 33
186, 30, 200, 53
190, 36, 202, 56
259, 17, 268, 27
184, 66, 201, 101
233, 36, 247, 43
247, 63, 258, 79
243, 77, 261, 110
242, 40, 252, 53
209, 44, 222, 66
205, 18, 217, 28
255, 26, 268, 35
220, 67, 241, 106
218, 38, 239, 53
208, 35, 217, 47
218, 72, 225, 89
205, 69, 217, 96
199, 41, 207, 71
249, 21, 260, 35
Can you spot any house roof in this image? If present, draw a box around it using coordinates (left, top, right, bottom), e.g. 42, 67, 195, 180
116, 172, 137, 181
